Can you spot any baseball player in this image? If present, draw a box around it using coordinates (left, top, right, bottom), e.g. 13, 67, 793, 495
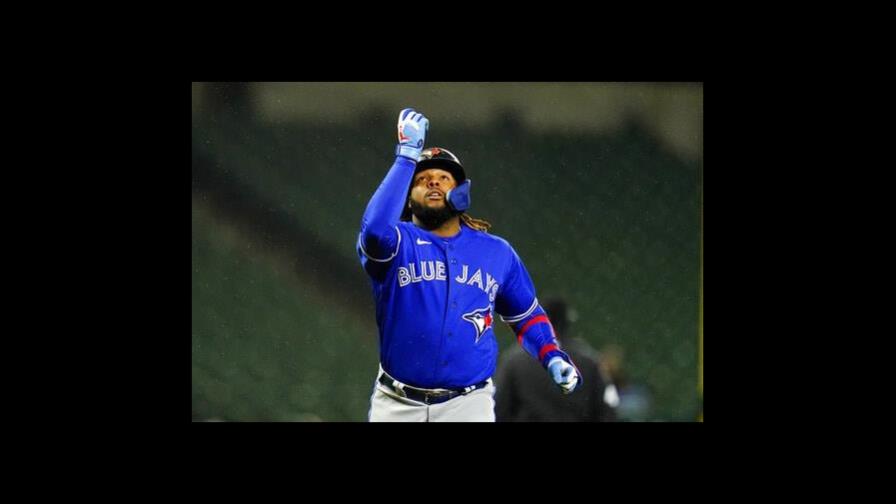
358, 108, 581, 422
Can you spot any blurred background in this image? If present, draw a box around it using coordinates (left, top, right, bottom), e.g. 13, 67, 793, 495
191, 82, 703, 422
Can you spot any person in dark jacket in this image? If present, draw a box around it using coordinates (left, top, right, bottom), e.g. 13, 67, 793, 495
495, 298, 618, 422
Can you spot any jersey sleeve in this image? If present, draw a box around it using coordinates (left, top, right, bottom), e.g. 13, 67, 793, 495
358, 156, 416, 278
494, 246, 538, 322
495, 245, 581, 376
358, 225, 402, 279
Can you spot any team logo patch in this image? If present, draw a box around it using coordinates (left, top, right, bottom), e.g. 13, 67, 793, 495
462, 306, 493, 344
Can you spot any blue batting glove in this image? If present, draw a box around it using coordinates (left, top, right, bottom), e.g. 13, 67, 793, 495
548, 357, 579, 395
396, 108, 429, 160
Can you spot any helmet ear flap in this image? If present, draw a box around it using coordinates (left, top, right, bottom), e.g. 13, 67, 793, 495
446, 179, 472, 212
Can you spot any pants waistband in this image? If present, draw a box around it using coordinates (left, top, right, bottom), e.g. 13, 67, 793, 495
377, 369, 490, 405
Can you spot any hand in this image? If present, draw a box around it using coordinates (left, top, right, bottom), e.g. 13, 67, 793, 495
396, 108, 429, 160
548, 357, 579, 394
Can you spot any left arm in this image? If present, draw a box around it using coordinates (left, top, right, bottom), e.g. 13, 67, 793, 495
495, 248, 581, 393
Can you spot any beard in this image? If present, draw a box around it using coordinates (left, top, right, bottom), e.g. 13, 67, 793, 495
409, 198, 458, 230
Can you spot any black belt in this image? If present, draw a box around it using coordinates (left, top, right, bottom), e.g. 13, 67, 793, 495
378, 371, 490, 405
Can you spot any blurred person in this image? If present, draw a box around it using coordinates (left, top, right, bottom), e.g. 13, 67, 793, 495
358, 108, 582, 422
495, 298, 619, 422
600, 344, 652, 421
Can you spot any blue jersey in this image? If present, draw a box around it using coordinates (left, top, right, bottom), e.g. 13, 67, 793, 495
358, 155, 575, 389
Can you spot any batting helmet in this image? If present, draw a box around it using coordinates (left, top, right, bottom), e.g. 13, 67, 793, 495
400, 147, 472, 220
415, 147, 466, 183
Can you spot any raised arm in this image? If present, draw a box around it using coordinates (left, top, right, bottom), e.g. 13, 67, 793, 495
358, 109, 429, 262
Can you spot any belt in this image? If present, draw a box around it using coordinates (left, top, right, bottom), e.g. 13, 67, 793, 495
378, 371, 490, 405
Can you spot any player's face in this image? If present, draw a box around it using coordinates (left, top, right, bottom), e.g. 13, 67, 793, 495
410, 168, 457, 209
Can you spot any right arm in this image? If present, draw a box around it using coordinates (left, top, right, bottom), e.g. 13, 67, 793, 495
358, 108, 429, 262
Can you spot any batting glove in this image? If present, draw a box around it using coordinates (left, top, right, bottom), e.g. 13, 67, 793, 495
548, 357, 579, 394
396, 108, 429, 160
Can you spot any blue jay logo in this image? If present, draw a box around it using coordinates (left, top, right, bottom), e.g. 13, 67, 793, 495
462, 306, 494, 344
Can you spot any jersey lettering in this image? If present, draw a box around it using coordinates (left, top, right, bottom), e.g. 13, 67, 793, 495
398, 261, 499, 296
